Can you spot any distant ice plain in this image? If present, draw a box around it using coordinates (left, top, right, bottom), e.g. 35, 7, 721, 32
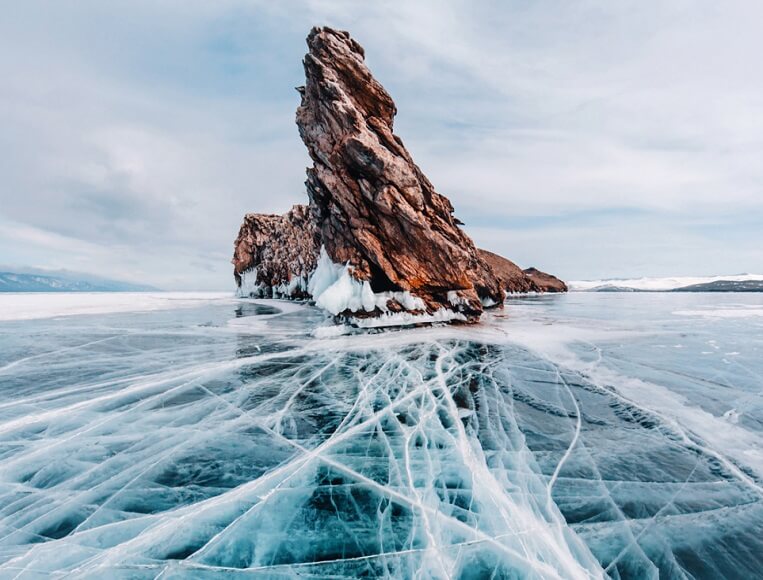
569, 273, 763, 291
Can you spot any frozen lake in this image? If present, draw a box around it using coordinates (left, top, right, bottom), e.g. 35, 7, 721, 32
0, 292, 761, 578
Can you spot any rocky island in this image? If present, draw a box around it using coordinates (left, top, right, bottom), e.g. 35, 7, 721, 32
233, 27, 565, 325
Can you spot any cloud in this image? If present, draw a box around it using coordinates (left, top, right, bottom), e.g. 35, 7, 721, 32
0, 221, 103, 256
0, 0, 760, 288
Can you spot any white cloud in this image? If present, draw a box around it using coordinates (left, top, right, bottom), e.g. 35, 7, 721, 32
0, 0, 761, 287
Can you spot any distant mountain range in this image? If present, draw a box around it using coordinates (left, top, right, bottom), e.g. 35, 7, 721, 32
570, 275, 763, 293
0, 270, 157, 292
671, 280, 763, 292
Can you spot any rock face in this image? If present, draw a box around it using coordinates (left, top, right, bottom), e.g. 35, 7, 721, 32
477, 250, 536, 294
232, 205, 319, 298
233, 26, 567, 323
523, 267, 568, 293
295, 27, 504, 318
478, 249, 568, 294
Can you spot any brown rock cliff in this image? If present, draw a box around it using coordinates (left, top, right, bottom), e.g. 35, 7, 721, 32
478, 249, 568, 294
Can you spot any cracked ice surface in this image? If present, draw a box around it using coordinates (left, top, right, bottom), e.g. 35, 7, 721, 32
0, 293, 762, 578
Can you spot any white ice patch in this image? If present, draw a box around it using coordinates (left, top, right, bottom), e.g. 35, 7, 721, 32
244, 247, 463, 321
312, 324, 352, 338
307, 247, 344, 299
481, 296, 497, 307
351, 308, 467, 328
449, 290, 497, 309
447, 290, 467, 306
374, 290, 426, 311
236, 268, 262, 298
308, 247, 426, 316
238, 268, 309, 299
310, 249, 376, 315
314, 268, 376, 314
274, 274, 308, 298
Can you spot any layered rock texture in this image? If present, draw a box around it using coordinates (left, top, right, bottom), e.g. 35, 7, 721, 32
523, 267, 568, 293
233, 26, 567, 323
232, 205, 319, 298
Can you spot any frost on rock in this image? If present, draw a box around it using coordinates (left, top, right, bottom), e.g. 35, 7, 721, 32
235, 268, 261, 298
236, 267, 309, 300
309, 247, 429, 321
238, 247, 470, 327
481, 296, 498, 308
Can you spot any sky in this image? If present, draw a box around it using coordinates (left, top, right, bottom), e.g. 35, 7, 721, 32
1, 0, 761, 290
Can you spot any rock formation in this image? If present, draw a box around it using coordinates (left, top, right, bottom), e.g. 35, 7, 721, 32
523, 267, 568, 293
478, 249, 567, 294
233, 26, 567, 324
295, 26, 505, 319
232, 205, 318, 298
477, 250, 536, 294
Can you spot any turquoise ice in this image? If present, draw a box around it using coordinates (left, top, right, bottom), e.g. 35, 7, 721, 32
0, 293, 761, 578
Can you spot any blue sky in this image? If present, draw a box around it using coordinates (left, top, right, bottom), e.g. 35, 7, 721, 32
1, 0, 761, 290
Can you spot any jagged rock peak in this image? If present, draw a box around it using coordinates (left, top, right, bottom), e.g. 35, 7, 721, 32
295, 26, 505, 318
232, 27, 568, 326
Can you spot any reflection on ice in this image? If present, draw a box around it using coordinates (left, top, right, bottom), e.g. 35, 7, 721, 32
0, 293, 761, 578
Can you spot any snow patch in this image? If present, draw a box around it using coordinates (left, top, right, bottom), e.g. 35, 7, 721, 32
481, 296, 497, 307
239, 247, 470, 323
237, 268, 262, 298
447, 290, 468, 306
274, 274, 308, 297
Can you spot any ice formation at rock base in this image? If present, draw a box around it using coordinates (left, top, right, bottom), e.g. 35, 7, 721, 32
238, 248, 472, 328
1, 292, 762, 578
